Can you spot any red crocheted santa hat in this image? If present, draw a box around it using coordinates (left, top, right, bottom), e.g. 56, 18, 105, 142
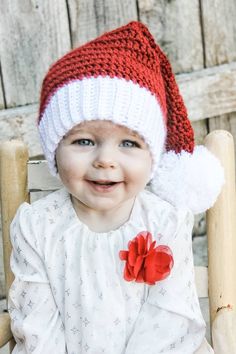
38, 21, 224, 214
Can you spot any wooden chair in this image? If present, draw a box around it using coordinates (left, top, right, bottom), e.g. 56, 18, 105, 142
0, 130, 236, 353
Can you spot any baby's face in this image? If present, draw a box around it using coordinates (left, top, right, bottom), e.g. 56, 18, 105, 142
55, 120, 152, 212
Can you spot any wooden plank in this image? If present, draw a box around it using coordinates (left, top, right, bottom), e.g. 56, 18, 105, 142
200, 0, 236, 66
28, 161, 63, 191
177, 62, 236, 121
200, 0, 236, 158
191, 120, 208, 146
195, 266, 208, 298
0, 313, 12, 348
0, 104, 42, 158
0, 1, 71, 108
67, 0, 138, 46
0, 141, 29, 295
0, 141, 28, 352
30, 191, 53, 203
138, 0, 203, 73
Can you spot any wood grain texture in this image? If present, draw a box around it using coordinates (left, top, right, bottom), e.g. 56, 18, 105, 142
208, 112, 236, 134
67, 0, 138, 47
177, 62, 236, 121
28, 161, 63, 191
0, 234, 6, 298
138, 0, 204, 73
191, 120, 208, 145
0, 0, 71, 108
0, 313, 12, 348
0, 104, 41, 158
0, 141, 29, 295
0, 142, 26, 351
0, 141, 29, 353
205, 131, 236, 325
195, 266, 208, 298
201, 0, 236, 67
211, 307, 236, 354
200, 0, 236, 148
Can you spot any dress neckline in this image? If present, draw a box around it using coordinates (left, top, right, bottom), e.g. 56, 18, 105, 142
63, 187, 143, 236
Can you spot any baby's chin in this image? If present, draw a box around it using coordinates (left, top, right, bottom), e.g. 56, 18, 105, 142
72, 194, 131, 212
71, 188, 136, 211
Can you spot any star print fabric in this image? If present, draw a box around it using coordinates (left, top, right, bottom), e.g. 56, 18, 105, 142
8, 188, 212, 353
8, 203, 66, 353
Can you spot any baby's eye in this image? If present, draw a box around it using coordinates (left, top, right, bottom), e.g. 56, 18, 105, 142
72, 139, 94, 146
120, 140, 140, 148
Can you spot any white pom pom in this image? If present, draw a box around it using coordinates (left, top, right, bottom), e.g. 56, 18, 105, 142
150, 146, 225, 214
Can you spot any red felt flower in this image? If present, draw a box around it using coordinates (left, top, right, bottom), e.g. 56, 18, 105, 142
119, 231, 174, 285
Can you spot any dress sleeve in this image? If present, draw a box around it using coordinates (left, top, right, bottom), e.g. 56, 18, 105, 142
125, 208, 209, 354
8, 203, 66, 354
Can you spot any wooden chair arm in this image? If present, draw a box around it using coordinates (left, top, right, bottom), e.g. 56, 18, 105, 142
205, 131, 236, 324
211, 307, 236, 354
0, 312, 12, 348
0, 140, 29, 295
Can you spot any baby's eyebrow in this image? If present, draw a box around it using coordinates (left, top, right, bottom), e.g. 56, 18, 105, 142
65, 128, 89, 137
64, 127, 143, 141
128, 131, 144, 141
130, 132, 140, 138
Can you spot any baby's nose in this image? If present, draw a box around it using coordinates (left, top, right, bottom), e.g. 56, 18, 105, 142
92, 146, 117, 169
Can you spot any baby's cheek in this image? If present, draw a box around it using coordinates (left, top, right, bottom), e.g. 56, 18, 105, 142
128, 160, 151, 186
56, 157, 78, 180
136, 154, 152, 178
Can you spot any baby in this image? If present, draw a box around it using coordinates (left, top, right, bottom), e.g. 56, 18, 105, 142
8, 21, 224, 353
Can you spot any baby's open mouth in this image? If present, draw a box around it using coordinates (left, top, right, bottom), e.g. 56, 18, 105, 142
86, 179, 123, 192
88, 180, 120, 186
90, 181, 119, 186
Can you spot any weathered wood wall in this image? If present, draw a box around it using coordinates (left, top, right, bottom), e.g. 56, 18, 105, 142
0, 0, 236, 297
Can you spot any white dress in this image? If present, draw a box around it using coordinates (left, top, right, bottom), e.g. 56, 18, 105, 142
8, 187, 212, 354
